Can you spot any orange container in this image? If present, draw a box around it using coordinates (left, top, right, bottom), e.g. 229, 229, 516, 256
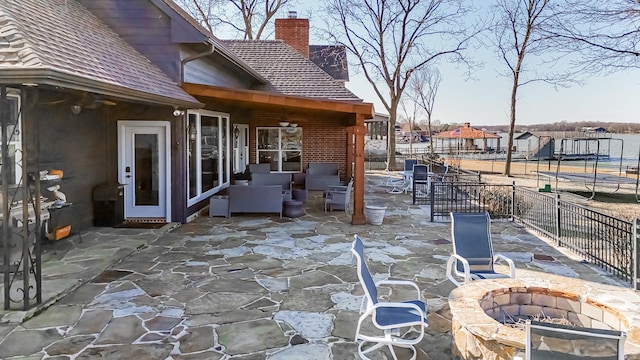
49, 169, 64, 179
48, 225, 71, 241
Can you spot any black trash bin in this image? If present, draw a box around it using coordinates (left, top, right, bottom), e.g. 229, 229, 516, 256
92, 183, 124, 227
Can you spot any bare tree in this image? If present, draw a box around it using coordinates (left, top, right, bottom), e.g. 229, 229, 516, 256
321, 0, 476, 169
407, 67, 442, 155
553, 0, 640, 72
492, 0, 575, 176
176, 0, 295, 39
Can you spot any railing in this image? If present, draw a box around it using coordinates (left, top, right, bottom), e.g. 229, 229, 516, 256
427, 182, 514, 221
426, 180, 639, 288
515, 188, 635, 284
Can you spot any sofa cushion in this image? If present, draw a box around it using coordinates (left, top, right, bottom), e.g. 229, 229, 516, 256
307, 163, 339, 176
248, 163, 270, 174
250, 173, 292, 191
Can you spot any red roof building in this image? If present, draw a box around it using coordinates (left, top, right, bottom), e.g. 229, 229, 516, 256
435, 122, 501, 153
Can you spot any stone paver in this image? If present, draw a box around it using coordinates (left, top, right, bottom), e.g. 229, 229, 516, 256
0, 172, 632, 359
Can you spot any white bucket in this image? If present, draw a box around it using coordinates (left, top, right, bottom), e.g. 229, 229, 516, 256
364, 205, 386, 225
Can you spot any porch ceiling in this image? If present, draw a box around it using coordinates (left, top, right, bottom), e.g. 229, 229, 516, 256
182, 83, 374, 118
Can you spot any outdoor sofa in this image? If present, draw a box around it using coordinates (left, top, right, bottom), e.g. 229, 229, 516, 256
305, 163, 341, 191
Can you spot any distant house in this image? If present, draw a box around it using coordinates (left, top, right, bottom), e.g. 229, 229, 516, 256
0, 0, 373, 232
581, 127, 607, 133
434, 122, 501, 153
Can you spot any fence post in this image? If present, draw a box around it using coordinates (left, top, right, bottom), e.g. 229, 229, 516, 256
555, 193, 562, 245
511, 181, 516, 221
430, 181, 435, 222
635, 218, 640, 291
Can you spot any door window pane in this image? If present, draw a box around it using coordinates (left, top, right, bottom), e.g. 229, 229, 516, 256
134, 134, 159, 206
201, 116, 218, 192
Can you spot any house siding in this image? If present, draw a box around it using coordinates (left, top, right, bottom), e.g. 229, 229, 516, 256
25, 89, 187, 228
79, 0, 182, 82
27, 90, 111, 230
182, 48, 253, 89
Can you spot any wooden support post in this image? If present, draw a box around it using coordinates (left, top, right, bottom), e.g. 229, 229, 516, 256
351, 114, 366, 225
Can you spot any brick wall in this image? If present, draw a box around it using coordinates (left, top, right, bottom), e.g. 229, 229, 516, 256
275, 17, 309, 58
248, 111, 347, 176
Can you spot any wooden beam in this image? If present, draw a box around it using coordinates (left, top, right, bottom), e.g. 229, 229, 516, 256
183, 83, 374, 117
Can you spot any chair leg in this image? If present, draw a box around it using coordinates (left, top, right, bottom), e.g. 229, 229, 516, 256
357, 341, 417, 360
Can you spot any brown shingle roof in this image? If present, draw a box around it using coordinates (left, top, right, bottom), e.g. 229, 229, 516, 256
0, 0, 199, 106
222, 40, 360, 101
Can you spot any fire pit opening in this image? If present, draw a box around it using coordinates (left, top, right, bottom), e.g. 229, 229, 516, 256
480, 286, 624, 331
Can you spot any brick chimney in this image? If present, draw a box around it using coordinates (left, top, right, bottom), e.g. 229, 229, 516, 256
275, 11, 309, 58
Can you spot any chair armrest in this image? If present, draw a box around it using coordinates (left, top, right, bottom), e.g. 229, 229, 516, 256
494, 254, 516, 278
376, 279, 421, 299
446, 253, 471, 287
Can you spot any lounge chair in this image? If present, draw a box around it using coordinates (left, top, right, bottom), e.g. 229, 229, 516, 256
324, 178, 353, 214
384, 162, 405, 194
525, 320, 626, 360
404, 159, 418, 172
446, 212, 516, 287
351, 235, 428, 360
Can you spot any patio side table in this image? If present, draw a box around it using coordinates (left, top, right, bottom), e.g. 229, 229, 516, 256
209, 195, 229, 217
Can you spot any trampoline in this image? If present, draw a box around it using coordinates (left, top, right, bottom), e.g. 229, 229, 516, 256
534, 137, 640, 201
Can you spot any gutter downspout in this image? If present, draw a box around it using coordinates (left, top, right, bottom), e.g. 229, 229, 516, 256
180, 40, 215, 84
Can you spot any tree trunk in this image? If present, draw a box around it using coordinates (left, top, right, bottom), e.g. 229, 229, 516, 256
427, 113, 434, 154
505, 64, 522, 177
387, 106, 398, 170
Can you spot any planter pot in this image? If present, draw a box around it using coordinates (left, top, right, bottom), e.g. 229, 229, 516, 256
364, 205, 386, 225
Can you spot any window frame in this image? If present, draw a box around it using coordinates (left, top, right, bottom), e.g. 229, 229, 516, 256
186, 110, 230, 207
255, 126, 303, 172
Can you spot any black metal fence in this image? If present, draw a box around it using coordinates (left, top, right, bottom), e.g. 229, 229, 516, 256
425, 180, 639, 288
426, 182, 514, 221
515, 188, 635, 285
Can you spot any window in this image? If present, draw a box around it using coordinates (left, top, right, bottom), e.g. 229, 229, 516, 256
256, 127, 302, 172
187, 110, 229, 206
0, 88, 22, 186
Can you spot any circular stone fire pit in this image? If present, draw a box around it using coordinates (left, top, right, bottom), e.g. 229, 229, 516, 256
448, 273, 640, 360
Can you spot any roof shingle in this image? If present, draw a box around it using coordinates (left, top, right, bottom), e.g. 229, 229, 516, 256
0, 0, 198, 105
222, 40, 360, 101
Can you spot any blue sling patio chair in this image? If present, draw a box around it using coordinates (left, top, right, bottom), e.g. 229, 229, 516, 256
525, 320, 626, 360
404, 158, 418, 172
446, 212, 516, 287
351, 235, 428, 360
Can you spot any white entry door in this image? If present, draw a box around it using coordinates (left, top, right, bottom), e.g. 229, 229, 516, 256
118, 121, 171, 221
233, 124, 249, 174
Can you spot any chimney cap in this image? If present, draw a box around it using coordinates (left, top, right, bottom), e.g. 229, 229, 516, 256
288, 10, 297, 18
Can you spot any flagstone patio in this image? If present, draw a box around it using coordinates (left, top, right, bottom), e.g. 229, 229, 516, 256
0, 172, 632, 359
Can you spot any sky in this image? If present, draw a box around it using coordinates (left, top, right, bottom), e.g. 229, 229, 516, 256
303, 2, 639, 128
209, 1, 640, 127
344, 55, 640, 127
